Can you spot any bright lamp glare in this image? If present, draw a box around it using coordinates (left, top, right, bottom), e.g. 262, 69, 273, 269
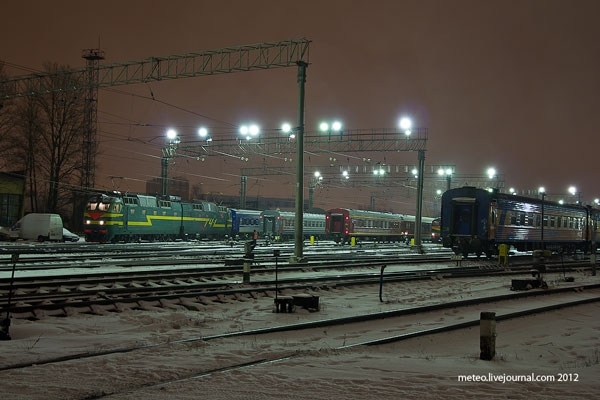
331, 121, 342, 131
198, 127, 208, 138
399, 117, 412, 130
319, 122, 329, 132
166, 129, 177, 140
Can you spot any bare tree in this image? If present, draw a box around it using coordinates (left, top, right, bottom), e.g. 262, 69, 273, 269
0, 62, 17, 169
11, 91, 41, 211
3, 62, 86, 215
35, 62, 86, 213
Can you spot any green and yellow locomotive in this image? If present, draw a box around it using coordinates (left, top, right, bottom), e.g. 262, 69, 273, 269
83, 192, 231, 243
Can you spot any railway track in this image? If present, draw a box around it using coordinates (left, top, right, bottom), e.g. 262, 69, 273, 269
0, 241, 447, 271
0, 238, 595, 314
1, 281, 599, 399
1, 256, 594, 319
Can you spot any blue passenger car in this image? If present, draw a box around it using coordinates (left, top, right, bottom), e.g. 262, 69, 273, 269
441, 186, 597, 257
230, 209, 261, 240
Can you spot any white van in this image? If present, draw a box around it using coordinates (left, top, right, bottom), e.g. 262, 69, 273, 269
11, 213, 64, 241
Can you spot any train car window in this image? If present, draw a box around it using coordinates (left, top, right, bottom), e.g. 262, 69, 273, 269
519, 213, 525, 225
543, 215, 548, 227
557, 216, 562, 228
510, 213, 517, 225
550, 216, 556, 228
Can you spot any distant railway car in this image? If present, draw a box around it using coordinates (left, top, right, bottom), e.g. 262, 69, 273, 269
260, 210, 326, 241
325, 208, 406, 243
230, 209, 261, 240
431, 217, 441, 243
441, 186, 598, 258
400, 215, 436, 244
83, 192, 231, 242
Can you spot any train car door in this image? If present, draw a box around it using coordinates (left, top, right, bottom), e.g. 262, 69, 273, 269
328, 213, 344, 233
262, 214, 277, 237
452, 200, 477, 236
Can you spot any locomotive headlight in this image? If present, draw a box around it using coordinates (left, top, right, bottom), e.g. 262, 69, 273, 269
99, 220, 105, 225
85, 219, 91, 225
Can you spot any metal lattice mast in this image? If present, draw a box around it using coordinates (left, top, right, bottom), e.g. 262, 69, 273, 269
81, 48, 105, 190
1, 39, 311, 98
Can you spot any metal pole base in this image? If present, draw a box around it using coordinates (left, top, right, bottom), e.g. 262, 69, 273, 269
288, 256, 307, 265
243, 261, 251, 283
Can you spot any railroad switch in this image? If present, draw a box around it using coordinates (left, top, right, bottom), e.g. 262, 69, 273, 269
510, 269, 547, 291
274, 294, 320, 313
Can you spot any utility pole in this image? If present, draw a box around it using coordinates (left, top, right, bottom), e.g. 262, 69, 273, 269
81, 48, 105, 191
292, 61, 308, 263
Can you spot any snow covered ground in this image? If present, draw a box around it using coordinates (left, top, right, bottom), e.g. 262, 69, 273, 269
0, 266, 599, 399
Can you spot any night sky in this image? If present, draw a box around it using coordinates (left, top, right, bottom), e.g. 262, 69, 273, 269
2, 0, 599, 214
